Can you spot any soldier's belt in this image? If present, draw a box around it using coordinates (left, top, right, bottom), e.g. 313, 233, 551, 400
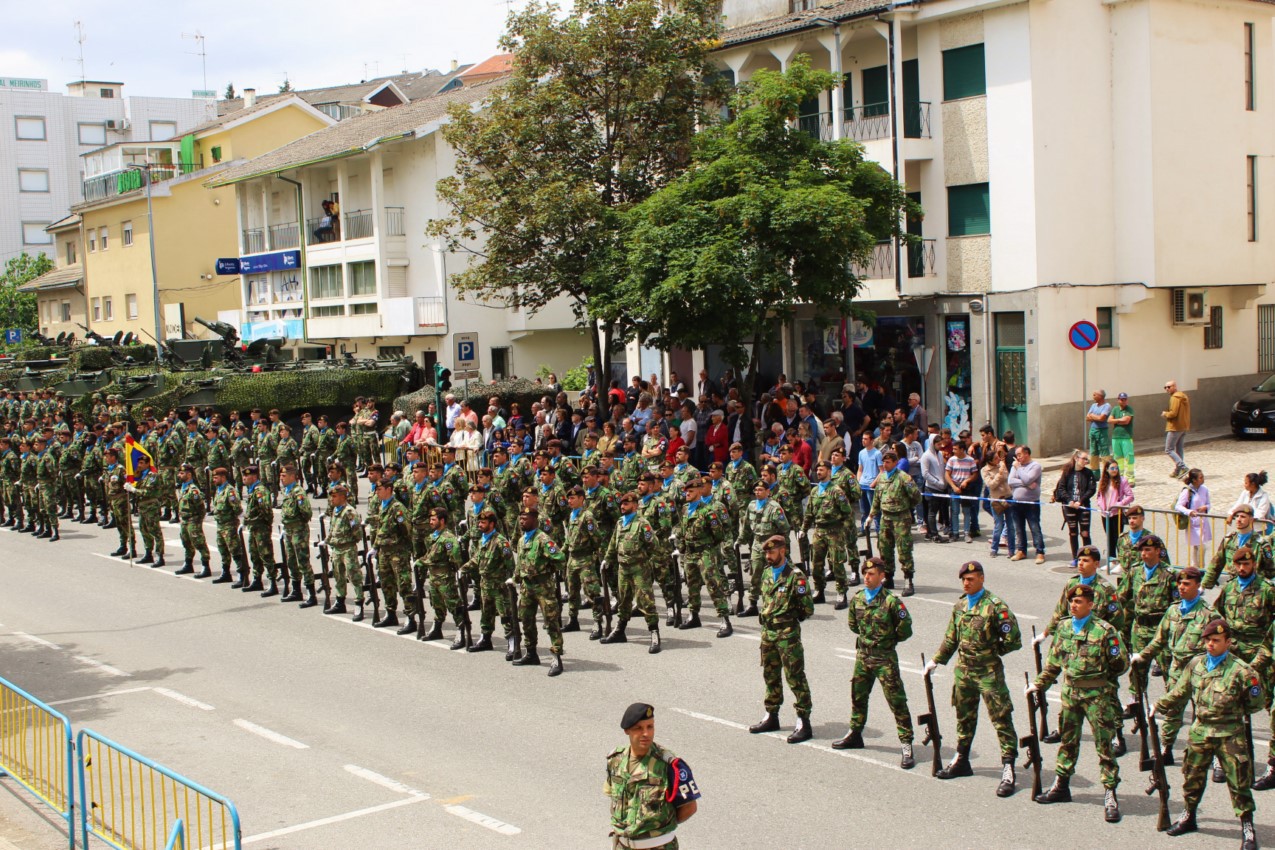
614, 831, 676, 849
1065, 676, 1112, 689
854, 643, 898, 657
1136, 613, 1165, 627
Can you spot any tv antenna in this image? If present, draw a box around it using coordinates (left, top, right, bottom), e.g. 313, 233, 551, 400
362, 61, 380, 81
73, 21, 87, 81
182, 29, 208, 92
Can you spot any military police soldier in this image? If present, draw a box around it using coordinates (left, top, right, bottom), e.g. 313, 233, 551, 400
833, 557, 915, 768
605, 703, 699, 850
924, 561, 1022, 796
1027, 583, 1128, 822
749, 534, 815, 744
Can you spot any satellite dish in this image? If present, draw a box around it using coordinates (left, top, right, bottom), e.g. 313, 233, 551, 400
55, 332, 67, 345
111, 330, 124, 345
122, 332, 135, 346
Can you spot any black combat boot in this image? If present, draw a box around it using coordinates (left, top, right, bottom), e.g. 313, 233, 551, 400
260, 578, 279, 597
395, 617, 417, 636
138, 550, 154, 565
231, 570, 247, 589
467, 633, 493, 652
467, 588, 482, 611
87, 507, 97, 523
812, 589, 826, 605
996, 757, 1017, 797
831, 730, 864, 750
902, 579, 915, 598
1104, 789, 1120, 823
716, 616, 732, 638
298, 582, 318, 608
373, 610, 398, 628
280, 583, 302, 602
324, 597, 347, 615
49, 528, 59, 542
900, 743, 915, 770
1042, 727, 1062, 745
1034, 774, 1070, 804
422, 621, 444, 641
512, 648, 541, 666
212, 566, 233, 584
128, 546, 137, 560
665, 608, 677, 627
547, 652, 563, 676
351, 599, 365, 622
195, 558, 212, 579
937, 746, 974, 779
1253, 756, 1275, 791
741, 601, 759, 617
561, 615, 580, 633
110, 545, 127, 557
749, 712, 780, 734
787, 715, 812, 744
600, 622, 628, 644
678, 611, 701, 631
835, 592, 849, 611
847, 570, 861, 587
648, 627, 661, 654
884, 572, 895, 590
175, 559, 195, 576
244, 577, 263, 592
1166, 809, 1197, 837
589, 622, 604, 640
1241, 813, 1257, 850
1112, 732, 1127, 757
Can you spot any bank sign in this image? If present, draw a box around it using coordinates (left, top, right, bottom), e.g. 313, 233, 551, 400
216, 250, 300, 275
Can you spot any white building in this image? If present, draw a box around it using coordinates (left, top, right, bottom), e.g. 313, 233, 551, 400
205, 77, 591, 381
683, 0, 1275, 454
0, 77, 214, 267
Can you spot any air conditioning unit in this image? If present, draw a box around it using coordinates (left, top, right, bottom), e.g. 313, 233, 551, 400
104, 119, 128, 131
1172, 288, 1210, 325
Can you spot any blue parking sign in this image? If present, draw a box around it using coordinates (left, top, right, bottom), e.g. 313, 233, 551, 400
4, 329, 23, 345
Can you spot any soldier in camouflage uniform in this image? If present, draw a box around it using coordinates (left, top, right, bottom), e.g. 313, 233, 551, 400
278, 466, 316, 606
407, 462, 432, 556
1027, 583, 1127, 822
805, 460, 853, 609
562, 486, 607, 637
159, 421, 185, 521
605, 703, 700, 850
241, 467, 276, 594
536, 465, 569, 544
869, 451, 921, 595
206, 426, 229, 490
333, 422, 359, 502
677, 477, 733, 637
101, 447, 135, 558
738, 479, 790, 617
320, 483, 363, 617
924, 560, 1022, 796
298, 413, 320, 495
276, 425, 300, 483
775, 444, 811, 565
209, 467, 249, 586
130, 455, 164, 566
426, 463, 461, 531
183, 418, 209, 497
1206, 504, 1275, 589
57, 428, 84, 522
1132, 566, 1214, 761
0, 436, 19, 528
174, 464, 210, 576
1112, 505, 1151, 574
829, 446, 863, 587
833, 557, 915, 767
1114, 534, 1179, 697
34, 436, 59, 541
81, 430, 103, 524
1154, 618, 1264, 848
370, 478, 412, 629
514, 508, 566, 675
229, 423, 253, 496
255, 419, 279, 504
638, 473, 680, 626
1215, 547, 1275, 790
314, 416, 337, 499
463, 508, 516, 654
601, 493, 663, 653
416, 507, 463, 645
748, 535, 815, 743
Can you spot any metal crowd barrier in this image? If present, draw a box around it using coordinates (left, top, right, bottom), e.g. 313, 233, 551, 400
77, 729, 241, 850
0, 676, 75, 849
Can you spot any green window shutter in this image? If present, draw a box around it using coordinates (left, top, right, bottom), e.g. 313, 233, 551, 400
902, 59, 920, 137
862, 66, 889, 117
942, 43, 986, 100
948, 183, 991, 236
179, 134, 196, 174
841, 72, 852, 120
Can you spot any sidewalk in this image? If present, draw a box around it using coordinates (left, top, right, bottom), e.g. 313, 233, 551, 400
1036, 425, 1232, 472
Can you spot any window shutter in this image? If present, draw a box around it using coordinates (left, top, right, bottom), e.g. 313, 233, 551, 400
942, 44, 986, 101
948, 183, 991, 236
862, 66, 889, 117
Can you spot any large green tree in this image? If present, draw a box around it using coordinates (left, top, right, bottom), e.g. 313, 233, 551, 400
622, 57, 914, 404
428, 0, 722, 381
0, 253, 53, 342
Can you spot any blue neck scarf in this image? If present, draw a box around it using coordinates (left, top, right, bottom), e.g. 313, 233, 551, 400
754, 498, 768, 510
1205, 650, 1229, 672
570, 507, 581, 523
1239, 572, 1257, 591
621, 513, 636, 528
481, 530, 496, 545
864, 585, 881, 603
1180, 595, 1202, 615
380, 498, 393, 510
817, 481, 831, 494
966, 589, 985, 610
523, 529, 536, 544
1079, 574, 1096, 586
1143, 563, 1159, 582
1238, 532, 1253, 547
771, 563, 786, 582
1071, 614, 1092, 633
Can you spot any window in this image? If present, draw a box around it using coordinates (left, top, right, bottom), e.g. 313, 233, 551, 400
1204, 306, 1224, 349
947, 183, 991, 236
350, 302, 378, 315
78, 123, 107, 146
491, 346, 510, 381
943, 43, 986, 101
88, 230, 96, 252
98, 226, 108, 251
862, 66, 889, 117
1096, 307, 1115, 348
1259, 304, 1275, 372
15, 116, 45, 140
1248, 155, 1258, 242
788, 0, 815, 11
99, 88, 114, 99
311, 265, 342, 299
378, 345, 405, 358
348, 261, 376, 296
91, 298, 101, 321
122, 221, 133, 247
126, 293, 138, 320
311, 305, 344, 318
60, 301, 71, 322
149, 120, 177, 141
103, 297, 113, 321
1246, 23, 1256, 111
211, 146, 222, 163
41, 300, 50, 325
22, 222, 51, 245
18, 169, 49, 192
65, 240, 77, 265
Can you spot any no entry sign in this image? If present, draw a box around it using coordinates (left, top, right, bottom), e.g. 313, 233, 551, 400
1068, 321, 1099, 352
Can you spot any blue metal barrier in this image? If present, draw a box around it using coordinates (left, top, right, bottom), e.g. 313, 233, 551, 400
163, 819, 185, 850
0, 675, 76, 848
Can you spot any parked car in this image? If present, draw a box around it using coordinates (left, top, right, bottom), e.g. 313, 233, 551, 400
1232, 374, 1275, 437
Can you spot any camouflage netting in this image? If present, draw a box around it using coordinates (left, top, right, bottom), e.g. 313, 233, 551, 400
14, 344, 155, 371
394, 378, 548, 421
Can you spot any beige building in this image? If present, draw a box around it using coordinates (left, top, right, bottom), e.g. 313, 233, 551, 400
19, 214, 87, 342
663, 0, 1275, 453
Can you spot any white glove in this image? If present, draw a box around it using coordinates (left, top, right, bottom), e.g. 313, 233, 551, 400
1130, 653, 1144, 666
317, 541, 328, 550
124, 483, 137, 493
922, 659, 938, 677
1032, 632, 1048, 647
505, 577, 516, 587
1024, 682, 1038, 696
1147, 704, 1157, 720
367, 548, 377, 559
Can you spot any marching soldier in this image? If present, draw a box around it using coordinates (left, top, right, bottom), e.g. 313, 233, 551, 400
869, 450, 922, 595
34, 436, 59, 541
563, 486, 607, 636
1113, 505, 1150, 573
101, 447, 135, 558
321, 483, 363, 617
833, 557, 915, 768
805, 460, 854, 609
175, 463, 211, 577
1207, 504, 1275, 589
605, 703, 699, 850
368, 478, 412, 629
130, 454, 164, 567
278, 465, 316, 607
828, 446, 864, 587
513, 507, 566, 675
209, 467, 249, 586
463, 508, 517, 654
1153, 618, 1263, 849
333, 421, 359, 500
1115, 534, 1178, 697
638, 472, 679, 627
677, 477, 732, 637
923, 560, 1022, 796
737, 478, 790, 618
242, 466, 276, 594
601, 493, 662, 653
417, 507, 463, 646
775, 444, 811, 565
1027, 584, 1127, 822
1216, 546, 1275, 791
748, 534, 814, 743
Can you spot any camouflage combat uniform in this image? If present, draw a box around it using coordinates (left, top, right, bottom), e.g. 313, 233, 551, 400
326, 503, 363, 601
418, 526, 462, 626
210, 480, 249, 580
103, 461, 134, 553
604, 742, 697, 850
759, 558, 815, 717
177, 480, 210, 566
564, 505, 606, 623
243, 480, 276, 583
869, 469, 921, 580
1115, 559, 1179, 695
679, 496, 730, 618
1141, 596, 1216, 747
465, 529, 516, 640
279, 481, 313, 586
1206, 530, 1275, 590
805, 479, 853, 596
370, 495, 412, 616
846, 585, 914, 742
1215, 574, 1275, 748
133, 468, 163, 556
36, 446, 59, 533
738, 494, 790, 607
515, 527, 566, 656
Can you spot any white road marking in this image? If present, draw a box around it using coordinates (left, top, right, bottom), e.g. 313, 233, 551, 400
74, 656, 130, 677
443, 804, 521, 835
671, 707, 747, 730
47, 687, 153, 706
343, 764, 423, 796
326, 614, 455, 649
12, 631, 60, 649
153, 688, 214, 711
233, 718, 308, 749
833, 649, 936, 677
237, 795, 429, 846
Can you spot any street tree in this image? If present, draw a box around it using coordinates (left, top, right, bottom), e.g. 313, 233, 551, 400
428, 0, 722, 382
622, 56, 913, 405
0, 253, 53, 341
224, 82, 236, 100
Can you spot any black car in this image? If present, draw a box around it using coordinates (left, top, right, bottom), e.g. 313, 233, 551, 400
1232, 374, 1275, 437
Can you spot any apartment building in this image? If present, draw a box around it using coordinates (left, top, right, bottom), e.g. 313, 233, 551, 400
668, 0, 1275, 454
206, 76, 590, 380
0, 77, 214, 268
18, 214, 87, 340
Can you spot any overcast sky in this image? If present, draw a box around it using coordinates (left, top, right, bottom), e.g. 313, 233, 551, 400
3, 1, 516, 98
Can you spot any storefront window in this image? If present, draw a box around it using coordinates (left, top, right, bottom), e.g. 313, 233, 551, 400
791, 318, 850, 402
849, 316, 925, 419
705, 340, 782, 397
943, 315, 972, 434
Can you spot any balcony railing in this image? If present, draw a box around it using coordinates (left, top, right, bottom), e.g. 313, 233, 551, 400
384, 207, 405, 237
415, 295, 445, 329
907, 238, 937, 278
850, 239, 937, 280
242, 228, 265, 255
307, 216, 338, 245
268, 221, 299, 250
842, 102, 931, 142
81, 162, 190, 204
344, 209, 374, 240
797, 112, 833, 142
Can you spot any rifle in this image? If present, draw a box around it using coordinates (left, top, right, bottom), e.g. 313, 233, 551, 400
414, 559, 428, 640
917, 653, 942, 777
203, 465, 212, 511
1143, 692, 1172, 831
361, 526, 380, 623
599, 559, 613, 635
505, 579, 522, 660
455, 568, 473, 649
315, 515, 332, 610
669, 548, 685, 628
1245, 710, 1257, 785
732, 542, 747, 615
1030, 626, 1053, 740
1021, 673, 1043, 800
1123, 697, 1153, 771
277, 526, 291, 597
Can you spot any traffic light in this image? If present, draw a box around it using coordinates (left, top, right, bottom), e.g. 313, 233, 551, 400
434, 364, 452, 394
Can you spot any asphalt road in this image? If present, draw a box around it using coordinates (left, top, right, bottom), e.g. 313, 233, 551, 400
0, 501, 1270, 849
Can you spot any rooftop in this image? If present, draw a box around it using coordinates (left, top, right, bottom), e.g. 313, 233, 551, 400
720, 0, 895, 46
215, 67, 474, 116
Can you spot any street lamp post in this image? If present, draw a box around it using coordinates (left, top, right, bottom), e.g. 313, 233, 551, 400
125, 163, 164, 363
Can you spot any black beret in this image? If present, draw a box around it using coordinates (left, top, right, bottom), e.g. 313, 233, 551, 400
1202, 618, 1230, 639
958, 560, 984, 577
621, 702, 654, 730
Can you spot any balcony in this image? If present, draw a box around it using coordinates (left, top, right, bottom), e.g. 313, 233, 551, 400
80, 141, 193, 204
851, 239, 937, 281
415, 295, 446, 331
268, 222, 299, 250
82, 162, 190, 204
385, 207, 405, 237
242, 228, 265, 255
343, 209, 374, 240
842, 102, 931, 143
797, 112, 833, 142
